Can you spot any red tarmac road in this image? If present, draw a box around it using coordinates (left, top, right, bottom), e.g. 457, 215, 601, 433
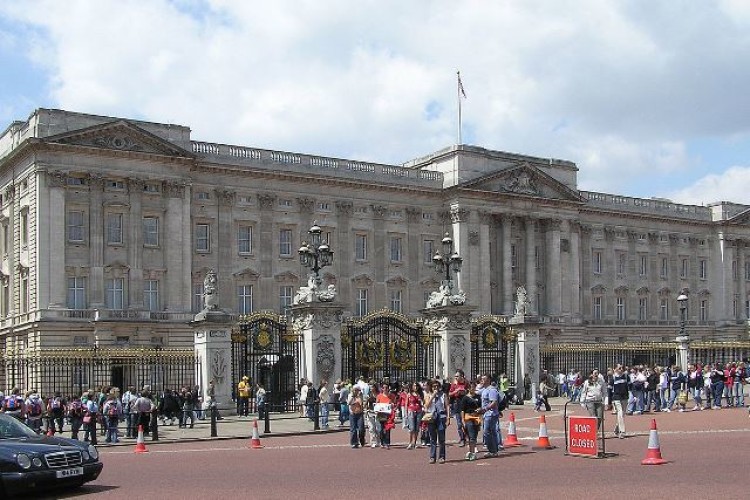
45, 404, 750, 499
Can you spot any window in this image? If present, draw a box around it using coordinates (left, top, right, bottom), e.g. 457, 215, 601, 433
680, 258, 688, 279
639, 255, 647, 277
593, 251, 602, 274
1, 223, 8, 255
279, 286, 293, 315
144, 280, 159, 311
660, 298, 669, 320
356, 288, 368, 317
106, 278, 125, 309
192, 283, 204, 313
638, 297, 648, 320
20, 210, 28, 247
106, 213, 123, 244
279, 229, 292, 257
617, 252, 626, 276
390, 290, 402, 314
20, 274, 28, 313
67, 277, 86, 310
238, 225, 253, 255
143, 217, 159, 247
699, 259, 707, 280
355, 234, 367, 261
144, 183, 160, 193
423, 240, 434, 265
196, 224, 210, 252
68, 211, 85, 242
1, 280, 8, 317
699, 299, 708, 321
197, 191, 210, 200
67, 176, 85, 186
592, 296, 602, 320
660, 257, 668, 279
106, 180, 125, 190
616, 297, 626, 321
390, 236, 403, 262
238, 285, 253, 315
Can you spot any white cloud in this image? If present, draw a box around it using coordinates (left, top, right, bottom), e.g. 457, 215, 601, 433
668, 166, 750, 206
1, 0, 750, 204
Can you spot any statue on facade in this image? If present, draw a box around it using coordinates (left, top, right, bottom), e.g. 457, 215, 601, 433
317, 284, 337, 302
426, 282, 466, 309
293, 274, 338, 305
203, 270, 219, 310
514, 286, 530, 316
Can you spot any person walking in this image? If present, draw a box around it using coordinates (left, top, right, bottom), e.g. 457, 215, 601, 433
460, 385, 482, 461
347, 386, 365, 448
448, 369, 468, 447
535, 375, 552, 412
256, 383, 267, 421
102, 394, 121, 443
423, 379, 450, 464
580, 369, 605, 429
318, 380, 329, 429
608, 365, 628, 438
338, 380, 350, 427
478, 374, 502, 458
405, 382, 424, 450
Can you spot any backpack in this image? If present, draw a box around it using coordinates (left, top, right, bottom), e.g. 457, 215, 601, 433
3, 396, 17, 410
51, 397, 62, 410
68, 400, 83, 416
107, 403, 118, 418
28, 400, 43, 417
497, 391, 508, 412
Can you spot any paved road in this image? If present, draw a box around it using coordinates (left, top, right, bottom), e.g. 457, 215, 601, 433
40, 402, 750, 499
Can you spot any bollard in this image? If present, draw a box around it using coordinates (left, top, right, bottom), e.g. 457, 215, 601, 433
264, 403, 271, 434
313, 401, 320, 431
210, 405, 218, 437
150, 411, 159, 441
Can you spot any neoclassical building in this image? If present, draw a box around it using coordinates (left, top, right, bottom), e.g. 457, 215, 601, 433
1, 107, 749, 361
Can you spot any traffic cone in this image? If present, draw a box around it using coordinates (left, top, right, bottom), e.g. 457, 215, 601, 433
134, 425, 148, 453
532, 414, 556, 450
504, 412, 525, 447
641, 419, 667, 465
248, 419, 264, 449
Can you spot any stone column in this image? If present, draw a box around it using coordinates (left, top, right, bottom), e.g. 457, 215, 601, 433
88, 174, 105, 308
193, 310, 234, 411
164, 181, 188, 311
215, 189, 235, 310
546, 219, 562, 316
335, 201, 353, 305
525, 218, 537, 314
739, 240, 747, 320
128, 178, 144, 309
422, 305, 476, 379
291, 302, 344, 385
43, 171, 67, 307
501, 215, 513, 315
512, 319, 540, 404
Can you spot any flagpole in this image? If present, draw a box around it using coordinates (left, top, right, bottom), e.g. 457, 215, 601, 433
457, 70, 462, 145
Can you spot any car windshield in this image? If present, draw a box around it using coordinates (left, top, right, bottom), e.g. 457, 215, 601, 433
0, 414, 41, 439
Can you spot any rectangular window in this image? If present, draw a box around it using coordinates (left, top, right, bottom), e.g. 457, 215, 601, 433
20, 210, 28, 247
279, 286, 293, 315
660, 298, 669, 320
355, 234, 367, 261
1, 280, 8, 316
68, 211, 85, 242
238, 285, 253, 315
106, 180, 125, 190
143, 217, 159, 247
356, 288, 368, 317
196, 224, 210, 252
639, 255, 647, 277
197, 191, 210, 200
660, 257, 668, 279
423, 240, 434, 265
144, 280, 159, 311
389, 290, 402, 314
20, 275, 28, 313
106, 278, 125, 309
681, 258, 688, 279
106, 213, 123, 244
238, 225, 253, 255
593, 251, 602, 274
700, 299, 708, 321
279, 229, 292, 257
638, 297, 648, 320
616, 297, 626, 321
192, 283, 204, 313
1, 223, 8, 255
699, 259, 707, 280
592, 296, 602, 319
390, 236, 403, 262
67, 277, 86, 310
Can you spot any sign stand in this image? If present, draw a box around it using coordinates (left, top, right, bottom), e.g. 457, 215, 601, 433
563, 401, 618, 459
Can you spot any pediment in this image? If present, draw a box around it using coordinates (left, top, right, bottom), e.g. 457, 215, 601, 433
386, 275, 409, 287
727, 207, 750, 225
234, 267, 260, 280
351, 274, 373, 286
274, 271, 300, 283
459, 162, 584, 202
46, 120, 192, 157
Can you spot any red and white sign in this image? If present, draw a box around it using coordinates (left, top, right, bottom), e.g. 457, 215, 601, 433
568, 416, 598, 456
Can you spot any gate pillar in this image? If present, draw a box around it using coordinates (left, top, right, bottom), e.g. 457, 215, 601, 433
291, 302, 344, 385
422, 305, 476, 379
192, 310, 233, 411
511, 317, 541, 404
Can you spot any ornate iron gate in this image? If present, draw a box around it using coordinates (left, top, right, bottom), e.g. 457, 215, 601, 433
470, 316, 516, 382
232, 312, 300, 412
341, 310, 433, 384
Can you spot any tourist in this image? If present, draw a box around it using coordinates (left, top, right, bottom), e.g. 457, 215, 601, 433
256, 383, 267, 421
608, 365, 628, 438
317, 380, 329, 429
478, 374, 502, 457
579, 369, 605, 429
374, 384, 394, 448
237, 375, 251, 417
47, 391, 66, 434
68, 395, 84, 440
448, 369, 468, 447
102, 393, 122, 443
347, 386, 364, 448
423, 378, 449, 463
405, 382, 424, 450
460, 384, 482, 460
337, 380, 350, 427
364, 382, 380, 448
82, 391, 99, 445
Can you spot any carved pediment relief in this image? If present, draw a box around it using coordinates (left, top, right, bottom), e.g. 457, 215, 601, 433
274, 271, 300, 283
419, 277, 440, 288
46, 120, 191, 157
351, 274, 373, 286
234, 267, 260, 280
459, 161, 584, 202
385, 275, 408, 287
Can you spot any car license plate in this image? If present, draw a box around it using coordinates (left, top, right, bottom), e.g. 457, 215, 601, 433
56, 467, 84, 479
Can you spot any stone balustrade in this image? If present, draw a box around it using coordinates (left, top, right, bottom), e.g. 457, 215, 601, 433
581, 191, 712, 220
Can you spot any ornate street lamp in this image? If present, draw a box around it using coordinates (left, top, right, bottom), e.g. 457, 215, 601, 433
433, 232, 463, 292
676, 289, 690, 368
299, 221, 334, 287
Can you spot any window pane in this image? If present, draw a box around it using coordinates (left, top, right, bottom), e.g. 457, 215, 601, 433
238, 285, 253, 314
279, 229, 292, 256
238, 225, 253, 254
279, 286, 293, 314
355, 234, 367, 260
143, 217, 159, 246
423, 240, 434, 264
196, 224, 210, 252
107, 214, 123, 244
144, 280, 159, 311
68, 211, 85, 242
106, 278, 124, 309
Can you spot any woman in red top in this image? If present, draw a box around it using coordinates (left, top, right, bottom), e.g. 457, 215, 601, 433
375, 385, 395, 449
405, 382, 424, 450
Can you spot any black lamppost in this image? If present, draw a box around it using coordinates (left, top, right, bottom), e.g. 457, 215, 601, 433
433, 232, 463, 293
298, 221, 334, 286
677, 289, 689, 368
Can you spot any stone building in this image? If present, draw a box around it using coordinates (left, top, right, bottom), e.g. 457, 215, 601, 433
1, 107, 749, 364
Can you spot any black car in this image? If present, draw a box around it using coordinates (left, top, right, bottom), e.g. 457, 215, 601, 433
0, 413, 103, 497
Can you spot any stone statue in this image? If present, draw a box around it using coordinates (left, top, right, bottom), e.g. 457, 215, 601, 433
515, 286, 530, 316
293, 275, 317, 305
317, 284, 337, 302
203, 270, 219, 310
426, 282, 466, 309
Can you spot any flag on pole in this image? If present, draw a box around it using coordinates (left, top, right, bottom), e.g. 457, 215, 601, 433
457, 71, 467, 99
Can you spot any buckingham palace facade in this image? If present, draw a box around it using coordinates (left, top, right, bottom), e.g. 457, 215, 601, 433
1, 108, 749, 361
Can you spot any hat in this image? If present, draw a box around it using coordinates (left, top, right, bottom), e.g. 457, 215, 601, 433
242, 376, 249, 380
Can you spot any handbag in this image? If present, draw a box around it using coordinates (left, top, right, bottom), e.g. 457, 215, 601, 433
677, 391, 688, 405
421, 412, 434, 422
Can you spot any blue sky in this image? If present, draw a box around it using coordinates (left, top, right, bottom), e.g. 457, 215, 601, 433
1, 0, 750, 205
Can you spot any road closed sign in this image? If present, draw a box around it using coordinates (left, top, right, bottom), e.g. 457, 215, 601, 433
568, 416, 598, 457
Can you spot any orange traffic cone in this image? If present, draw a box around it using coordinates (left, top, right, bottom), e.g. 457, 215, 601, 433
641, 419, 667, 465
134, 425, 148, 453
532, 414, 556, 450
504, 412, 525, 447
249, 419, 264, 449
